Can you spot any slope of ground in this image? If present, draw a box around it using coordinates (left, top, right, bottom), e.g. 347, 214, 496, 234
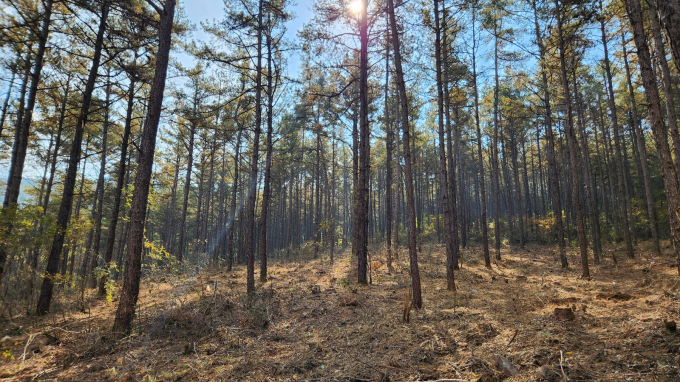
1, 242, 679, 381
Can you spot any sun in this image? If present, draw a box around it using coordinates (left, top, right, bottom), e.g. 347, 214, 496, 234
348, 0, 364, 15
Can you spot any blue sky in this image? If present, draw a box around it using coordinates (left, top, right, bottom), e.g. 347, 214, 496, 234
177, 0, 314, 76
0, 0, 315, 201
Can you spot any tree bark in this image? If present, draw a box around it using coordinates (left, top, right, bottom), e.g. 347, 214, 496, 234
387, 0, 422, 308
621, 33, 660, 255
473, 10, 491, 267
434, 0, 454, 289
599, 0, 634, 258
0, 71, 15, 141
178, 107, 197, 262
442, 3, 459, 282
245, 0, 264, 293
625, 0, 680, 274
99, 75, 135, 294
491, 20, 502, 261
355, 0, 370, 285
259, 16, 275, 282
555, 0, 589, 278
37, 0, 108, 315
0, 0, 53, 279
657, 0, 680, 74
649, 0, 680, 170
509, 119, 524, 249
384, 18, 393, 272
112, 0, 176, 334
574, 74, 602, 262
89, 76, 111, 288
227, 126, 242, 271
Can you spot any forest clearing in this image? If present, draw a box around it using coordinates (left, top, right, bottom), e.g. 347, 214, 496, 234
4, 0, 680, 380
1, 242, 679, 381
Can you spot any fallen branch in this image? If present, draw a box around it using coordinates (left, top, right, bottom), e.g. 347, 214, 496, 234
22, 333, 37, 362
506, 329, 519, 348
560, 350, 568, 381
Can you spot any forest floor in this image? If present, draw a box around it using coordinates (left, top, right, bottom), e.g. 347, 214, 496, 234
1, 241, 679, 381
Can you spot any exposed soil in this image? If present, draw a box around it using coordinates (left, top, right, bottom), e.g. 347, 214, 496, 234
1, 242, 679, 381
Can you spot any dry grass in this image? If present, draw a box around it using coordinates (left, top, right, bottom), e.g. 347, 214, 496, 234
1, 241, 679, 381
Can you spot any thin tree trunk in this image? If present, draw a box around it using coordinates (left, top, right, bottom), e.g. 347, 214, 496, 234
37, 0, 108, 315
178, 116, 196, 262
0, 71, 15, 141
621, 33, 660, 255
649, 0, 680, 167
245, 0, 264, 293
434, 0, 454, 289
625, 0, 680, 274
443, 5, 459, 277
384, 18, 393, 272
600, 0, 634, 258
491, 20, 502, 261
473, 10, 491, 267
330, 141, 336, 263
43, 78, 69, 212
387, 0, 422, 308
355, 0, 370, 285
393, 109, 401, 260
89, 76, 111, 288
657, 0, 680, 74
227, 126, 242, 271
574, 74, 602, 263
510, 119, 524, 249
259, 17, 275, 281
99, 76, 135, 294
0, 0, 53, 279
555, 0, 589, 278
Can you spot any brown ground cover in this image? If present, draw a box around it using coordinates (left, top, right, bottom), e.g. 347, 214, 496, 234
1, 242, 679, 381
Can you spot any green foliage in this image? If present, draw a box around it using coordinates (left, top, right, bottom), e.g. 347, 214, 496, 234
144, 238, 179, 274
0, 205, 55, 251
94, 263, 118, 303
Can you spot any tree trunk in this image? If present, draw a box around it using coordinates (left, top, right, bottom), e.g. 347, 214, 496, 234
0, 71, 15, 141
330, 141, 336, 263
555, 0, 589, 278
355, 0, 370, 285
227, 126, 242, 271
621, 33, 660, 255
600, 0, 634, 258
434, 0, 454, 289
510, 119, 524, 249
89, 76, 111, 288
473, 10, 491, 267
574, 74, 602, 263
0, 0, 53, 279
245, 0, 264, 293
178, 115, 196, 262
625, 0, 680, 274
259, 18, 275, 282
43, 78, 70, 212
442, 5, 459, 278
491, 21, 502, 261
112, 0, 176, 334
657, 0, 680, 74
649, 0, 680, 167
99, 75, 135, 294
37, 0, 108, 315
387, 0, 422, 308
384, 18, 393, 272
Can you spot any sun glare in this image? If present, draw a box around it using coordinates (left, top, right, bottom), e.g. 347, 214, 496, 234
348, 0, 364, 15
